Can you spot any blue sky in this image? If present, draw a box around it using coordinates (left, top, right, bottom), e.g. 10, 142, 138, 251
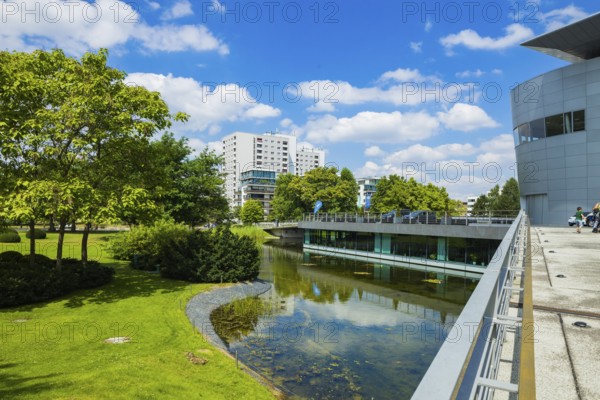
1, 0, 596, 199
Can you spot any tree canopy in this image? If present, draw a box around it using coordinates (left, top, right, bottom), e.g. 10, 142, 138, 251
271, 167, 359, 220
0, 49, 185, 266
370, 175, 464, 214
240, 199, 265, 225
472, 178, 521, 216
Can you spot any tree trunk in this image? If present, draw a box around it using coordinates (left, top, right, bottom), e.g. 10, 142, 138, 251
56, 220, 66, 271
29, 220, 36, 268
81, 223, 91, 267
70, 221, 76, 232
48, 215, 56, 232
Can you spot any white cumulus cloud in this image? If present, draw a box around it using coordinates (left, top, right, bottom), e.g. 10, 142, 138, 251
161, 0, 194, 20
437, 103, 499, 132
364, 145, 386, 157
304, 111, 441, 144
0, 0, 228, 56
440, 23, 534, 53
126, 73, 280, 134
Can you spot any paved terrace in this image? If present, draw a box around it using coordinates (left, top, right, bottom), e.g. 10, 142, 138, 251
529, 226, 600, 400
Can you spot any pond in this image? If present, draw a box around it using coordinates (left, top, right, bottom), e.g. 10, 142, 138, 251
211, 241, 479, 399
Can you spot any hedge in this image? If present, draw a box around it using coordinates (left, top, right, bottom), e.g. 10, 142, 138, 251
0, 252, 115, 308
0, 228, 21, 243
26, 228, 47, 239
108, 222, 260, 283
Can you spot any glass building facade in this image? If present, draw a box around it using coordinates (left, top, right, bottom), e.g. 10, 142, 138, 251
304, 229, 500, 267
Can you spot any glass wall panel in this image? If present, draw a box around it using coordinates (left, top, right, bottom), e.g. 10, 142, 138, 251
530, 118, 545, 140
564, 112, 573, 133
513, 127, 520, 146
447, 237, 467, 263
518, 123, 531, 143
356, 232, 374, 252
391, 235, 410, 256
410, 236, 427, 259
545, 113, 564, 137
426, 236, 438, 260
573, 110, 585, 131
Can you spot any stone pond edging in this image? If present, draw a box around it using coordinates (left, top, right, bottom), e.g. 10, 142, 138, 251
185, 279, 273, 351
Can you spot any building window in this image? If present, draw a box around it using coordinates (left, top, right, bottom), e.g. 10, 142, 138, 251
545, 114, 564, 137
573, 110, 585, 132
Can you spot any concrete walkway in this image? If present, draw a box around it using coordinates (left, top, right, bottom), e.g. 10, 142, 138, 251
530, 226, 600, 400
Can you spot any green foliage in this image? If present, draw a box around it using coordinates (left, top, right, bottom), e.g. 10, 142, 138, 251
0, 230, 20, 243
26, 228, 47, 239
472, 178, 521, 216
0, 48, 184, 265
270, 173, 304, 221
371, 175, 462, 214
147, 134, 228, 226
156, 226, 261, 283
271, 167, 359, 220
0, 254, 114, 308
240, 199, 264, 225
0, 250, 21, 263
107, 220, 190, 270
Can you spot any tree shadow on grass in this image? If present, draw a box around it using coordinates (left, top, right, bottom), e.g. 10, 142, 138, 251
9, 264, 192, 311
0, 362, 67, 398
62, 264, 191, 308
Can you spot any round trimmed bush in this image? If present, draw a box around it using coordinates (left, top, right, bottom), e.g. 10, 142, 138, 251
0, 251, 22, 263
0, 231, 21, 243
26, 228, 47, 239
17, 253, 53, 266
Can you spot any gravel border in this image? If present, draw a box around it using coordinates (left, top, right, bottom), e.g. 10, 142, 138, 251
186, 279, 272, 351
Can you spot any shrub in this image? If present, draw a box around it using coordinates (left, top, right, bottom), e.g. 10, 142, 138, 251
17, 253, 53, 266
0, 257, 115, 308
0, 230, 21, 243
25, 228, 47, 239
159, 226, 260, 283
0, 251, 22, 263
107, 220, 189, 270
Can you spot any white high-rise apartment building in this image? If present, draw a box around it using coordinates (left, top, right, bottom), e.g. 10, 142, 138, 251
295, 146, 325, 176
222, 132, 326, 208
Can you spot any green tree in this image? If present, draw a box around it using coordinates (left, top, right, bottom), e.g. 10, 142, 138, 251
140, 133, 228, 227
371, 175, 462, 214
339, 168, 360, 212
472, 179, 520, 217
496, 178, 521, 216
272, 167, 358, 219
271, 173, 303, 221
0, 49, 183, 267
240, 200, 264, 225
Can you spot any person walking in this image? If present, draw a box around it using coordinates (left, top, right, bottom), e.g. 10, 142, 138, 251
575, 206, 585, 233
592, 201, 600, 233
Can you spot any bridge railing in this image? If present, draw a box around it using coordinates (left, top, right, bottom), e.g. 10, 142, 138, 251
410, 210, 532, 399
302, 211, 518, 226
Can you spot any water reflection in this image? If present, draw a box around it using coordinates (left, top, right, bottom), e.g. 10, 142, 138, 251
211, 241, 478, 399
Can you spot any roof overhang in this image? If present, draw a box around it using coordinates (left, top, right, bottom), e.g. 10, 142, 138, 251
521, 12, 600, 63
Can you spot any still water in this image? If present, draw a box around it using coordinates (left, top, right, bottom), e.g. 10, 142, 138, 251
211, 241, 479, 399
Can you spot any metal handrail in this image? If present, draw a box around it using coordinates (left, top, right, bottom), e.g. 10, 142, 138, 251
410, 210, 531, 399
302, 211, 519, 226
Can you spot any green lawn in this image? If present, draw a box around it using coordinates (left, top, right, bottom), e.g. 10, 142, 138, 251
0, 232, 277, 400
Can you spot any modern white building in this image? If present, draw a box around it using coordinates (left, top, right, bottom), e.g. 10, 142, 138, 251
511, 13, 600, 225
466, 196, 478, 215
295, 146, 325, 176
356, 177, 381, 209
222, 132, 325, 210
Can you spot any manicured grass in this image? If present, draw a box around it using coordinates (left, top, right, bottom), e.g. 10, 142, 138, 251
0, 232, 276, 400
